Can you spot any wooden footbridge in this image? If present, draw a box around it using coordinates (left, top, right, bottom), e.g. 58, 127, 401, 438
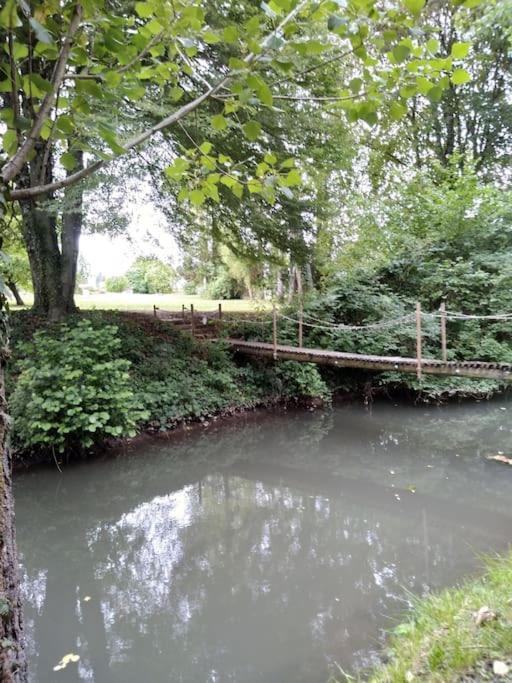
152, 302, 512, 383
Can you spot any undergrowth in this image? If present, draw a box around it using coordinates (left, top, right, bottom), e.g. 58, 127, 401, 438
9, 310, 329, 459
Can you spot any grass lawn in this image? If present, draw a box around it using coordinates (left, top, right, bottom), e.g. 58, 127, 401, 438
15, 292, 271, 313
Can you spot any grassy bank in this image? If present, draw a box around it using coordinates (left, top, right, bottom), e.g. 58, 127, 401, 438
8, 310, 328, 462
365, 553, 512, 683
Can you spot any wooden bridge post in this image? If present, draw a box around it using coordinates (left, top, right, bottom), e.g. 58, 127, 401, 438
298, 298, 303, 348
272, 304, 277, 360
182, 304, 186, 321
218, 303, 222, 320
440, 301, 447, 363
190, 303, 195, 337
416, 302, 422, 380
153, 305, 159, 318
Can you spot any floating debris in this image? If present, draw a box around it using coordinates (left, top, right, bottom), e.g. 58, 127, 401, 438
486, 454, 512, 466
53, 653, 80, 672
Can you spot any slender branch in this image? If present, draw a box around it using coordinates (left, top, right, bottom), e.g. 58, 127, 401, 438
271, 46, 355, 87
1, 4, 83, 185
9, 0, 308, 200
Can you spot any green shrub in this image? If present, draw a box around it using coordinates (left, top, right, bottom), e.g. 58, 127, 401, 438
11, 320, 147, 452
207, 268, 243, 299
105, 275, 129, 293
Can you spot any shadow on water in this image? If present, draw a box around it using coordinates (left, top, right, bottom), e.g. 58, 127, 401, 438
14, 399, 512, 682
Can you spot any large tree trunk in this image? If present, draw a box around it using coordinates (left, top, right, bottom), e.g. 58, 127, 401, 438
17, 146, 81, 320
19, 200, 69, 321
0, 316, 27, 681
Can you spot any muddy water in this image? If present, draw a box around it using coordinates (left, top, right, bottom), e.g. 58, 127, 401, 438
15, 399, 512, 682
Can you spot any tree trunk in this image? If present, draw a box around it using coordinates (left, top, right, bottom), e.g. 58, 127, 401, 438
6, 284, 24, 308
61, 151, 83, 312
16, 141, 81, 320
19, 200, 68, 321
0, 316, 27, 681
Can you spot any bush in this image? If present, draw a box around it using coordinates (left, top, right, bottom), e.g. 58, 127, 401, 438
11, 320, 147, 452
105, 275, 129, 292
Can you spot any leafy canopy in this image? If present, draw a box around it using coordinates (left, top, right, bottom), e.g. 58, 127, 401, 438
0, 0, 480, 209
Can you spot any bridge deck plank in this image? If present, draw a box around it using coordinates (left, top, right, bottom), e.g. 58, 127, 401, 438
226, 339, 512, 381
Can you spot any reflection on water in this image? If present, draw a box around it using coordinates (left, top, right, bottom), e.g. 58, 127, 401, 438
15, 399, 512, 682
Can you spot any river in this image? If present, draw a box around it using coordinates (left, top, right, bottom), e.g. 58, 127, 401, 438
15, 399, 512, 682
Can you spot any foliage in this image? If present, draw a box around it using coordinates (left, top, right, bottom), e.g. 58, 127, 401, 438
105, 275, 129, 293
10, 320, 146, 452
8, 311, 329, 457
126, 257, 176, 294
207, 267, 243, 300
368, 552, 512, 683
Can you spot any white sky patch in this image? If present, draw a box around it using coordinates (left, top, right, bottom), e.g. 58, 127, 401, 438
80, 201, 179, 278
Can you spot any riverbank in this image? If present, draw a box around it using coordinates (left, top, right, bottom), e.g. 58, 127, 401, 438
366, 552, 512, 683
8, 310, 330, 465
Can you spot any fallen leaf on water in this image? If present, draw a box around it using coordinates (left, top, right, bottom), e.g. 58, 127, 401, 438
486, 454, 512, 466
492, 660, 509, 676
83, 596, 91, 602
473, 606, 497, 626
53, 653, 80, 671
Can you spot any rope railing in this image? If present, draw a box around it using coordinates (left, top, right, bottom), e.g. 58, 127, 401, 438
154, 300, 512, 380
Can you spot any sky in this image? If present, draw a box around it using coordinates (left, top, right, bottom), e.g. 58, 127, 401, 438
80, 201, 179, 280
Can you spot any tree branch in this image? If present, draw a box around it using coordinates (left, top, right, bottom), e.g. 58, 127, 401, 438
1, 4, 83, 185
9, 0, 308, 200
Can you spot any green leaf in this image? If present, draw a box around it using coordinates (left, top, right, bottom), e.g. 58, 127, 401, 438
203, 30, 220, 44
451, 68, 471, 85
60, 152, 77, 171
426, 38, 440, 54
0, 0, 21, 29
392, 45, 411, 63
165, 157, 190, 180
135, 1, 153, 17
390, 101, 407, 120
281, 169, 301, 187
199, 141, 213, 154
451, 42, 471, 59
247, 178, 262, 194
56, 115, 75, 135
2, 129, 17, 156
223, 26, 238, 43
403, 0, 425, 14
12, 42, 28, 59
190, 189, 205, 206
211, 114, 227, 131
243, 120, 262, 141
98, 125, 126, 154
104, 71, 122, 88
426, 85, 443, 102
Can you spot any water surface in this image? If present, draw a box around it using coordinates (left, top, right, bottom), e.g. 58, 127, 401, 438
15, 400, 512, 682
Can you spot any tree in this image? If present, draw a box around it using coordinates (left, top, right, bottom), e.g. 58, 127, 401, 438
0, 0, 472, 319
126, 256, 176, 294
